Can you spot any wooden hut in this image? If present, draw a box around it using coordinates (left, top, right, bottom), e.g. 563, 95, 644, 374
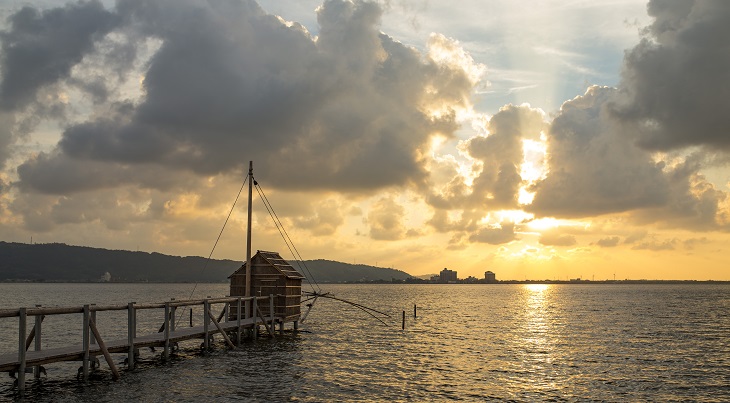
228, 250, 304, 323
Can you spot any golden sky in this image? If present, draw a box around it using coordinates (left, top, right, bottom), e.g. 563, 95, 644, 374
1, 0, 729, 280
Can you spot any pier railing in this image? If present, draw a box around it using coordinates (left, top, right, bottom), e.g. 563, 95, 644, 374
0, 295, 280, 393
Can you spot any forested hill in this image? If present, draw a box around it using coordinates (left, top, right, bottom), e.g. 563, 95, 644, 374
0, 242, 413, 283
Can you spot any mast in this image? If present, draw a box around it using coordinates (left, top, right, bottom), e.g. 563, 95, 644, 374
245, 161, 253, 298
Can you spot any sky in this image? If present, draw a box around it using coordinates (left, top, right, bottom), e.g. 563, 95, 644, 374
1, 0, 729, 281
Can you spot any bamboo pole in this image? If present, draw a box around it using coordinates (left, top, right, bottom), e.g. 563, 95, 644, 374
207, 309, 236, 349
246, 161, 253, 302
88, 318, 120, 380
17, 307, 26, 393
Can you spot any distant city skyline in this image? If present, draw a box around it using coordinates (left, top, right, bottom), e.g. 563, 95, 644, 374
1, 1, 729, 280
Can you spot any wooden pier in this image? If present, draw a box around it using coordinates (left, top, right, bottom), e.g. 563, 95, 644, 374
0, 295, 295, 393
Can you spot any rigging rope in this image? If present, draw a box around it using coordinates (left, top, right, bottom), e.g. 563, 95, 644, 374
254, 180, 322, 294
180, 174, 248, 319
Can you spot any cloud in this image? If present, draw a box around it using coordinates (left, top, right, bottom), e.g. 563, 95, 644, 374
293, 198, 345, 236
596, 236, 620, 247
0, 0, 120, 111
367, 196, 407, 240
468, 221, 516, 245
611, 0, 730, 151
11, 0, 479, 197
427, 103, 545, 211
528, 86, 670, 217
631, 238, 677, 251
539, 232, 577, 247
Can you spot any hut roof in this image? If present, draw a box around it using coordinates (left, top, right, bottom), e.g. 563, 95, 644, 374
229, 250, 305, 280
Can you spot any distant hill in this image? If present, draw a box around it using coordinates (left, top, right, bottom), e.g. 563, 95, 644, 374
0, 242, 413, 283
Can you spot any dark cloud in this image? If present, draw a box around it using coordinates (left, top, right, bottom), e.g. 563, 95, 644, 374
16, 149, 205, 195
612, 0, 730, 151
0, 0, 119, 111
15, 0, 473, 195
528, 86, 670, 218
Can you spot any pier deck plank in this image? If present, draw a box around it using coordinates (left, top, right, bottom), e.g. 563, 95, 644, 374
0, 317, 261, 372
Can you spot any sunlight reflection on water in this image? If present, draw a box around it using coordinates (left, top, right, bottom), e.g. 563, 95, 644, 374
0, 283, 728, 401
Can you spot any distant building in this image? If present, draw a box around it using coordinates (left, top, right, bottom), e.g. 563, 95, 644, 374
440, 268, 457, 283
484, 271, 496, 283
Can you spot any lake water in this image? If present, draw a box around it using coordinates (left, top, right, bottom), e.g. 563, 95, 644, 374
0, 283, 728, 402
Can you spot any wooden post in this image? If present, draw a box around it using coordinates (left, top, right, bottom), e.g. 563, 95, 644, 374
236, 298, 242, 346
17, 307, 26, 393
163, 302, 170, 361
402, 310, 405, 330
245, 299, 251, 338
203, 299, 210, 351
170, 298, 176, 332
189, 308, 193, 327
252, 297, 258, 340
90, 304, 97, 346
293, 320, 299, 331
207, 309, 236, 349
88, 318, 120, 380
269, 294, 275, 337
82, 305, 90, 380
414, 304, 417, 319
34, 306, 42, 379
127, 302, 135, 370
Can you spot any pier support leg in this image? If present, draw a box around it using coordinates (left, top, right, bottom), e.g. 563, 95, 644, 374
203, 299, 210, 351
17, 308, 26, 393
89, 318, 120, 380
236, 298, 242, 346
252, 298, 258, 340
90, 305, 97, 346
163, 303, 170, 361
127, 303, 135, 370
207, 309, 236, 349
34, 306, 43, 379
293, 321, 299, 331
269, 295, 275, 338
82, 305, 90, 381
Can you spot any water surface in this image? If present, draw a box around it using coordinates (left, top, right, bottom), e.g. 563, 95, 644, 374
0, 283, 728, 401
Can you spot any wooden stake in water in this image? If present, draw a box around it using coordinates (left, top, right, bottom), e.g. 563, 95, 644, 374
414, 304, 417, 319
402, 310, 405, 330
